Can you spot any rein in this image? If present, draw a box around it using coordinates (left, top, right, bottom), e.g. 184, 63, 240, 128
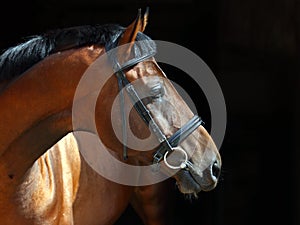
105, 36, 203, 170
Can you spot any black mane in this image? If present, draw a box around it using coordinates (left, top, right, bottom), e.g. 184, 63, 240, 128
0, 24, 125, 81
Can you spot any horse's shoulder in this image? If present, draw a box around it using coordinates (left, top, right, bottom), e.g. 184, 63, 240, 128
16, 132, 81, 223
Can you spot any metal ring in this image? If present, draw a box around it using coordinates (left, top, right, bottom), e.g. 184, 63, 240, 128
163, 147, 188, 170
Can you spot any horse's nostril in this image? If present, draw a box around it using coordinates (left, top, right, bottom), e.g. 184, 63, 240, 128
212, 161, 221, 179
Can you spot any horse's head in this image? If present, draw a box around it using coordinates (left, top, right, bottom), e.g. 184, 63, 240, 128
108, 9, 221, 196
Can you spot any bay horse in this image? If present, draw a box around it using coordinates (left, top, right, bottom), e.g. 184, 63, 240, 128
0, 8, 221, 225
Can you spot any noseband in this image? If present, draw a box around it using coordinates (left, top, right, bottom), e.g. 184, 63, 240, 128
105, 33, 203, 170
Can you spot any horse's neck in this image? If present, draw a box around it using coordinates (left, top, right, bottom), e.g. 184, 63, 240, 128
0, 45, 105, 182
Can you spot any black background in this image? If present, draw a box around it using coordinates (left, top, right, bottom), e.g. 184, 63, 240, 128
1, 0, 299, 225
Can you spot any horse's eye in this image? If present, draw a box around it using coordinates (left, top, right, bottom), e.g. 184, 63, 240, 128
150, 84, 164, 99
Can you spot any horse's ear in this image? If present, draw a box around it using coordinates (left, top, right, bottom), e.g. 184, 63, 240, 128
118, 7, 149, 47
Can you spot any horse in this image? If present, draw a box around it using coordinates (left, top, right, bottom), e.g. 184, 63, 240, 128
0, 8, 221, 225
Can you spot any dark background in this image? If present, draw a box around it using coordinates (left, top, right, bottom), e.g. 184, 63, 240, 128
1, 0, 299, 225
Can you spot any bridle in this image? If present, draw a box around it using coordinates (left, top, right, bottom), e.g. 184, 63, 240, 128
105, 34, 204, 170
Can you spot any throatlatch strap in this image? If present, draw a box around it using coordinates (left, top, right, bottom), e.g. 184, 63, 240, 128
116, 71, 128, 160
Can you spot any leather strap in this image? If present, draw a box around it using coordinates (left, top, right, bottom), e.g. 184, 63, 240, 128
106, 33, 203, 165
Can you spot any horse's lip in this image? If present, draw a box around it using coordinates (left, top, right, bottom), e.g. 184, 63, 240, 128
186, 170, 218, 192
169, 163, 217, 193
188, 167, 217, 192
175, 170, 201, 193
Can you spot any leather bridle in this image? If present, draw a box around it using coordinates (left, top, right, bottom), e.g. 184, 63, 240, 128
106, 35, 203, 170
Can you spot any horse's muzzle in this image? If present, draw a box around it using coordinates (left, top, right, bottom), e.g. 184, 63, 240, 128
189, 159, 221, 192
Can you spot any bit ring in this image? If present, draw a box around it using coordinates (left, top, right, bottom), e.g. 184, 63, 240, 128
163, 147, 188, 170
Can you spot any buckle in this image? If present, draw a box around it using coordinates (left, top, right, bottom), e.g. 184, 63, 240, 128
153, 151, 163, 164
